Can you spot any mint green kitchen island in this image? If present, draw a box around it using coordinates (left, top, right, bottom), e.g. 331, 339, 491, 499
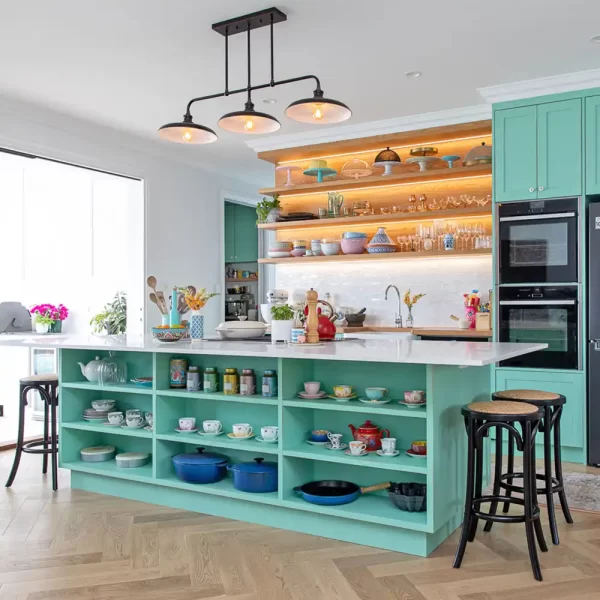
0, 335, 546, 557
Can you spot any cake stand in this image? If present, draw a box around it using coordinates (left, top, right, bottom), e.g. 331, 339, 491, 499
303, 167, 337, 183
275, 165, 301, 186
406, 156, 438, 172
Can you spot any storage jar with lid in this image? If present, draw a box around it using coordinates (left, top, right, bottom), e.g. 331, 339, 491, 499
240, 369, 256, 396
187, 366, 200, 392
262, 370, 277, 397
228, 457, 278, 492
98, 351, 127, 385
203, 367, 218, 392
223, 367, 239, 395
170, 358, 188, 388
172, 447, 228, 483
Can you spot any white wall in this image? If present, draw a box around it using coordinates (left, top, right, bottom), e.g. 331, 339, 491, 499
0, 94, 259, 333
275, 256, 492, 327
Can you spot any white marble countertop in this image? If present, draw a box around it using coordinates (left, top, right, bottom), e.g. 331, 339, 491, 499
0, 333, 547, 367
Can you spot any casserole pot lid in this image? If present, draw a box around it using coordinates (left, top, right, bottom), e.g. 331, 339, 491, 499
229, 457, 277, 474
172, 447, 228, 466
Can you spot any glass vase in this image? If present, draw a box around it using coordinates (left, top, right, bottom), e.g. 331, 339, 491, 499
406, 309, 414, 328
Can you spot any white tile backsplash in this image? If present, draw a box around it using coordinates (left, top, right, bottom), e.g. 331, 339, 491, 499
275, 256, 492, 327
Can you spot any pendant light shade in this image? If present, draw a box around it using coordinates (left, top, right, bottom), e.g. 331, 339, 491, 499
158, 115, 218, 144
218, 100, 281, 134
286, 89, 351, 124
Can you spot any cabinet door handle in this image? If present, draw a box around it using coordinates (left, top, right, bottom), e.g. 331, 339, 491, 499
529, 187, 535, 193
538, 186, 545, 191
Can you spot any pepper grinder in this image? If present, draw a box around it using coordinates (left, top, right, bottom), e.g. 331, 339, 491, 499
305, 288, 319, 344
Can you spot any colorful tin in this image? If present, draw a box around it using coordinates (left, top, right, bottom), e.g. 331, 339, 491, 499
262, 369, 278, 397
223, 367, 239, 395
186, 366, 200, 392
203, 367, 219, 392
240, 369, 256, 396
170, 358, 189, 389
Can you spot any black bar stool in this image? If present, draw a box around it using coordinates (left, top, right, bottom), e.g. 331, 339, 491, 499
5, 374, 59, 491
453, 400, 547, 582
491, 389, 573, 545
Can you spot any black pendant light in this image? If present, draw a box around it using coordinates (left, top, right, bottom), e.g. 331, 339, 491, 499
157, 8, 351, 144
158, 113, 218, 144
286, 88, 351, 124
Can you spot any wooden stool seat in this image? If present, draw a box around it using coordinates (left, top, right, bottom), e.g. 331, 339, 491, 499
492, 389, 565, 407
467, 400, 540, 417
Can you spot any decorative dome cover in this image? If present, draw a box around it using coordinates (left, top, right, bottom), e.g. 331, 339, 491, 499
463, 142, 492, 166
342, 158, 372, 179
374, 147, 401, 165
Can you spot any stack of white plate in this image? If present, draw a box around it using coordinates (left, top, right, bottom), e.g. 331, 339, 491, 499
82, 408, 110, 422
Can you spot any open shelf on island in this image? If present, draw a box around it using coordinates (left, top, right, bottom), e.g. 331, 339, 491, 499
62, 381, 152, 395
62, 460, 153, 483
62, 421, 152, 438
259, 248, 491, 264
282, 398, 427, 418
156, 388, 278, 406
156, 432, 280, 455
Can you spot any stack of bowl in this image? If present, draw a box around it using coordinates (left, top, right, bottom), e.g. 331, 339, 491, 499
291, 240, 308, 257
268, 241, 293, 258
341, 232, 368, 254
310, 239, 322, 256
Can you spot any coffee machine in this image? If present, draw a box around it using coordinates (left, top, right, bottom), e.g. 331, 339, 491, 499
225, 292, 256, 321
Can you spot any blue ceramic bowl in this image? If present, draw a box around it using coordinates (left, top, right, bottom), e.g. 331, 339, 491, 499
366, 246, 397, 254
310, 429, 329, 442
343, 231, 368, 239
151, 327, 189, 342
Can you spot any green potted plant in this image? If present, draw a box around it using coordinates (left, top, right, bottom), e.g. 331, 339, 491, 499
34, 314, 55, 334
90, 292, 127, 336
256, 194, 281, 224
270, 304, 295, 343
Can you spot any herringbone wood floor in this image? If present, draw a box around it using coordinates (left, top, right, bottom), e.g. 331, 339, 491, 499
1, 451, 600, 599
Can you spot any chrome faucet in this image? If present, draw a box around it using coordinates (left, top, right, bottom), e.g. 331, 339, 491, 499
385, 285, 403, 328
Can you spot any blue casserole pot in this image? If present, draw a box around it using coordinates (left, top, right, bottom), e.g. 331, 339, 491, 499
228, 457, 278, 493
172, 447, 228, 484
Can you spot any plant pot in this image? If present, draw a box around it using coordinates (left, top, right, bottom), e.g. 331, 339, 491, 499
271, 319, 293, 343
266, 208, 281, 223
35, 322, 49, 334
50, 320, 62, 333
189, 312, 204, 340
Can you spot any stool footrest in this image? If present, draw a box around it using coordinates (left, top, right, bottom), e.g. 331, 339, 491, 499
471, 496, 540, 524
499, 472, 563, 495
23, 439, 59, 455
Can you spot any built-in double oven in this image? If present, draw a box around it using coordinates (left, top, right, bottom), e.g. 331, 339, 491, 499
496, 197, 581, 370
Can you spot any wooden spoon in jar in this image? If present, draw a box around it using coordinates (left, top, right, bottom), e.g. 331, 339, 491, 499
149, 292, 165, 314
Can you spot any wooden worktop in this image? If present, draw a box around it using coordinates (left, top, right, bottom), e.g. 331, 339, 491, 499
338, 326, 493, 338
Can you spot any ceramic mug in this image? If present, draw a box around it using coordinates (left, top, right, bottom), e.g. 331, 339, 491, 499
327, 432, 343, 448
304, 381, 321, 395
233, 423, 252, 437
365, 387, 388, 401
333, 385, 353, 398
381, 437, 397, 454
126, 415, 143, 427
310, 429, 329, 442
404, 390, 426, 404
108, 411, 124, 425
349, 441, 367, 455
126, 409, 141, 418
145, 412, 153, 428
179, 417, 197, 431
261, 426, 279, 441
203, 420, 222, 434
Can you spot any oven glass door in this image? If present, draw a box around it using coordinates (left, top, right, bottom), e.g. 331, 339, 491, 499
499, 300, 579, 369
498, 214, 578, 284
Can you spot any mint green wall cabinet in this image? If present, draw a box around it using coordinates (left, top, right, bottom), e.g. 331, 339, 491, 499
224, 203, 258, 263
537, 99, 582, 198
494, 106, 538, 202
494, 99, 582, 201
586, 95, 600, 194
495, 368, 585, 462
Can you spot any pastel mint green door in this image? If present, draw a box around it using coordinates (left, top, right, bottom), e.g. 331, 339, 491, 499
494, 106, 537, 202
224, 202, 236, 262
586, 95, 600, 194
233, 204, 258, 262
537, 99, 582, 199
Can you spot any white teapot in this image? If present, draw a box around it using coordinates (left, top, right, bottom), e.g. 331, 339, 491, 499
78, 356, 105, 382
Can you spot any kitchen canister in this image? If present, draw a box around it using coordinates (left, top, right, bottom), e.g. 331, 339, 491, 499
443, 232, 455, 251
187, 366, 200, 392
115, 452, 150, 468
170, 358, 189, 388
240, 369, 256, 396
203, 367, 219, 392
223, 367, 239, 395
80, 445, 116, 462
189, 311, 204, 340
262, 369, 278, 397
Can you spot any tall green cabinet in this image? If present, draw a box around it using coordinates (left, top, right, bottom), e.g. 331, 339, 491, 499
224, 202, 258, 263
586, 95, 600, 195
494, 98, 582, 202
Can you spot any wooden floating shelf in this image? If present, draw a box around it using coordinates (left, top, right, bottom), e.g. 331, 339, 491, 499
258, 206, 491, 230
225, 278, 258, 282
259, 248, 492, 265
258, 164, 491, 197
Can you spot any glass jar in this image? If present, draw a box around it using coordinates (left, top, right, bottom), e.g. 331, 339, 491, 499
223, 368, 239, 395
262, 370, 278, 398
98, 351, 127, 385
203, 367, 219, 393
240, 369, 256, 396
170, 358, 188, 389
186, 366, 200, 392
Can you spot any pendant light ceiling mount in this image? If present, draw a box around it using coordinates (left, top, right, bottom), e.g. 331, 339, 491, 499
158, 7, 351, 144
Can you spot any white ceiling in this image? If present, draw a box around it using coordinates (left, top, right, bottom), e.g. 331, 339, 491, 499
1, 0, 600, 187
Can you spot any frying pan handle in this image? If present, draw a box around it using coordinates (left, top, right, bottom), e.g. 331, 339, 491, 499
293, 486, 302, 494
361, 482, 391, 494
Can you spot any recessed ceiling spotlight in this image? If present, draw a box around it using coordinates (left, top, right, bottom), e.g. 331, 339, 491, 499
591, 35, 600, 43
405, 71, 422, 79
263, 98, 277, 104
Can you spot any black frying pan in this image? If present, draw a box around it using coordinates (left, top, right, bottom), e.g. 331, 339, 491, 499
294, 480, 391, 506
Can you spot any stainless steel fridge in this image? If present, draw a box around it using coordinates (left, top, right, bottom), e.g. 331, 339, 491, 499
588, 203, 600, 465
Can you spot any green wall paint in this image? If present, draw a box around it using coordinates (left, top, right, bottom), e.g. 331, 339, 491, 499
224, 202, 258, 263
